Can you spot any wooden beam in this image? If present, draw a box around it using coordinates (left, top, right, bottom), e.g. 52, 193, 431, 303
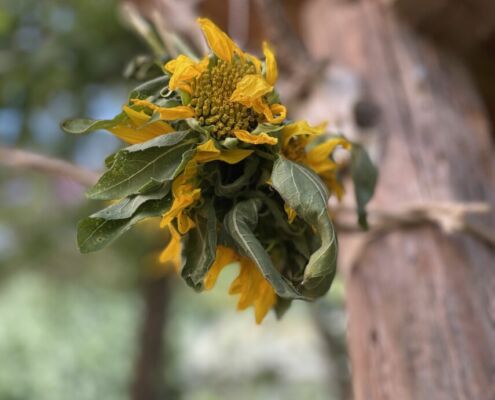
302, 0, 495, 399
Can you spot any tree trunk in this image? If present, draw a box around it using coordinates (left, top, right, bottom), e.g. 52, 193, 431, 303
130, 275, 171, 400
395, 0, 495, 51
302, 1, 495, 399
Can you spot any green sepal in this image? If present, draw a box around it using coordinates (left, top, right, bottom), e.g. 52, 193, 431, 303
265, 89, 281, 105
186, 118, 213, 136
77, 196, 171, 253
219, 137, 239, 149
350, 143, 378, 229
271, 157, 338, 299
180, 200, 218, 291
179, 89, 191, 105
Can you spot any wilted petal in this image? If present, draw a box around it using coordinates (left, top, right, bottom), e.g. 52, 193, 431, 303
233, 129, 278, 145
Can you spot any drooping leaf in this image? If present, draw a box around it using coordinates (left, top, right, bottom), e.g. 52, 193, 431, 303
61, 113, 127, 135
90, 184, 170, 220
87, 131, 198, 200
271, 157, 338, 299
77, 196, 171, 253
224, 198, 306, 300
350, 143, 378, 229
180, 200, 217, 291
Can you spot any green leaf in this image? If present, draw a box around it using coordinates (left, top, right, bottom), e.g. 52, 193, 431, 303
61, 113, 126, 135
271, 157, 338, 299
77, 196, 171, 253
87, 131, 197, 200
351, 143, 378, 229
224, 198, 306, 300
129, 75, 170, 99
123, 130, 194, 152
180, 200, 217, 291
90, 185, 170, 220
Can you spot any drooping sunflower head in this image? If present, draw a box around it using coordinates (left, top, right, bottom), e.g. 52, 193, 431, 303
163, 18, 286, 141
62, 17, 377, 324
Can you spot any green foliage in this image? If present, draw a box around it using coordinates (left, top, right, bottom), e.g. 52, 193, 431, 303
180, 199, 218, 291
78, 196, 171, 253
224, 198, 305, 300
271, 157, 338, 298
350, 143, 378, 229
87, 132, 197, 200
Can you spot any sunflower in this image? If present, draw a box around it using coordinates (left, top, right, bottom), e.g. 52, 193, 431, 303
62, 18, 373, 324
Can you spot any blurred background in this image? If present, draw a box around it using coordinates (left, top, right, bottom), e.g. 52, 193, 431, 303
1, 0, 494, 400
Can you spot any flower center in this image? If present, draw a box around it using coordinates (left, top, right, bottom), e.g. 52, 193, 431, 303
190, 59, 262, 138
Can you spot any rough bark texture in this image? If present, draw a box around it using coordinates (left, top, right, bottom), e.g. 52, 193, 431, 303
395, 0, 495, 50
302, 1, 495, 399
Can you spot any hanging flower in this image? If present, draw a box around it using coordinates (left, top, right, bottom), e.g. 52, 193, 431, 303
62, 18, 377, 323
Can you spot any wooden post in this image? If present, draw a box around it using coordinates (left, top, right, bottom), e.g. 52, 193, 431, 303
302, 1, 495, 399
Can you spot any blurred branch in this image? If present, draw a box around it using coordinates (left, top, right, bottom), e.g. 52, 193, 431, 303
0, 146, 99, 187
125, 0, 205, 58
2, 146, 493, 248
335, 202, 494, 246
336, 201, 495, 276
253, 0, 309, 70
253, 0, 330, 106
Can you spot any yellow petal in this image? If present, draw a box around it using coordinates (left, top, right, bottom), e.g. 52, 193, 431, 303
195, 139, 254, 164
262, 41, 278, 86
131, 99, 195, 120
165, 55, 208, 94
230, 75, 273, 105
159, 224, 181, 271
108, 126, 156, 145
264, 103, 286, 124
123, 105, 174, 135
108, 106, 174, 144
306, 137, 351, 170
281, 120, 327, 148
161, 161, 200, 229
254, 279, 277, 324
228, 256, 276, 323
320, 172, 346, 200
177, 212, 196, 234
233, 129, 278, 145
284, 203, 297, 224
204, 246, 239, 290
216, 148, 254, 164
195, 139, 220, 161
245, 53, 262, 74
197, 18, 242, 62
